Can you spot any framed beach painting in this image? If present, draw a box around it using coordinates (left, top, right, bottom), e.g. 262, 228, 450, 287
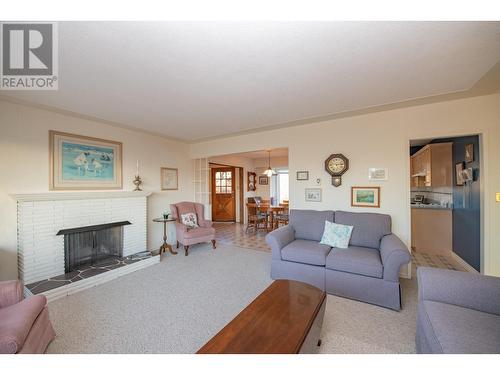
49, 131, 123, 190
351, 186, 380, 208
161, 167, 179, 190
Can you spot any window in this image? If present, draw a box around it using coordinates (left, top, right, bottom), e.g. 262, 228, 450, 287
215, 171, 232, 194
271, 169, 289, 204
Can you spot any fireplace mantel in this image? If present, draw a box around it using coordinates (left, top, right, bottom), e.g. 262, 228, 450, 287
12, 191, 152, 202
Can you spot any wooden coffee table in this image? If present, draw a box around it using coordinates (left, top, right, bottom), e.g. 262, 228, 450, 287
197, 280, 326, 354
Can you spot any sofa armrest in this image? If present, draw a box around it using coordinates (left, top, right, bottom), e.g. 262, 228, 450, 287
265, 225, 295, 260
379, 234, 411, 282
417, 267, 500, 315
0, 280, 24, 308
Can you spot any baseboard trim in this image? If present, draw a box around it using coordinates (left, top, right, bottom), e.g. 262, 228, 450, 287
451, 252, 479, 274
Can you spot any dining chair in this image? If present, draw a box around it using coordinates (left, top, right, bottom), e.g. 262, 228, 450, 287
245, 203, 268, 233
274, 205, 289, 229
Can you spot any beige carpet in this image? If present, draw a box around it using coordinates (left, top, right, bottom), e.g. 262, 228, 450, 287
319, 277, 417, 353
46, 243, 418, 354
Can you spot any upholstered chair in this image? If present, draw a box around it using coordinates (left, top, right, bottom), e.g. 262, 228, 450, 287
0, 280, 56, 354
170, 202, 216, 256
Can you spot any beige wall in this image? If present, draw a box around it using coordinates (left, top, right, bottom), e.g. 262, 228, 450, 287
191, 93, 500, 277
0, 100, 193, 281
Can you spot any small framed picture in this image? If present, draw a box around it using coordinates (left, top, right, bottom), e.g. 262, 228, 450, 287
305, 188, 322, 202
296, 171, 309, 181
368, 168, 388, 181
351, 186, 380, 208
258, 176, 269, 185
455, 162, 465, 186
465, 144, 474, 163
161, 167, 178, 190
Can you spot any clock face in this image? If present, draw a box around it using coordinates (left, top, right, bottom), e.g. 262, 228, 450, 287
325, 153, 349, 177
328, 158, 345, 173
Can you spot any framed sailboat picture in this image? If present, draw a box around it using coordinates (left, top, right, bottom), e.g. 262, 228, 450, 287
49, 131, 123, 190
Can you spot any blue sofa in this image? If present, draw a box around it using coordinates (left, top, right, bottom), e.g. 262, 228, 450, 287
265, 209, 410, 310
416, 267, 500, 353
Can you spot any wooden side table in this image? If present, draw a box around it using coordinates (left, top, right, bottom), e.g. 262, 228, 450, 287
153, 218, 177, 258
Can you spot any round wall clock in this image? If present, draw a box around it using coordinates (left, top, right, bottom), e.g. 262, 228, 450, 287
325, 154, 349, 186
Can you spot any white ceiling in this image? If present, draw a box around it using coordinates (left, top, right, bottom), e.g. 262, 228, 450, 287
4, 21, 500, 141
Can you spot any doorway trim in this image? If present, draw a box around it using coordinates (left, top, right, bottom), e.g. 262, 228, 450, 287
209, 163, 245, 223
211, 166, 236, 222
406, 131, 488, 277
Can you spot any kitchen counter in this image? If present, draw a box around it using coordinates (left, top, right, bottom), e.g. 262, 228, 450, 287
411, 204, 452, 210
411, 206, 453, 255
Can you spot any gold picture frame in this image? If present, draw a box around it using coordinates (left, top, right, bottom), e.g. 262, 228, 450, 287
161, 167, 179, 190
351, 186, 380, 208
49, 130, 123, 190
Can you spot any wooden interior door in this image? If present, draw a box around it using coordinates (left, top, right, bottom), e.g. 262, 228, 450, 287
212, 167, 236, 222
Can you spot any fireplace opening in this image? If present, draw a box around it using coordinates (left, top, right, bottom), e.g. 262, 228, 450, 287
57, 221, 131, 273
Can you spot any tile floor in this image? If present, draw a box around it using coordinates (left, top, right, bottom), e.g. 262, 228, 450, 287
411, 251, 465, 271
214, 222, 465, 272
214, 222, 271, 252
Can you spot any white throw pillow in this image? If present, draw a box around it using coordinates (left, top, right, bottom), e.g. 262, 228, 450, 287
320, 220, 353, 249
181, 212, 199, 228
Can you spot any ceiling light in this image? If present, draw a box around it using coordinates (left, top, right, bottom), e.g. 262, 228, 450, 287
263, 150, 276, 177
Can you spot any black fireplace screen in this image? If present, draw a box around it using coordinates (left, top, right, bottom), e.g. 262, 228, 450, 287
62, 222, 129, 273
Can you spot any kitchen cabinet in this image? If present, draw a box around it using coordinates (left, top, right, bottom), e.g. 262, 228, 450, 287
410, 143, 452, 188
411, 207, 452, 255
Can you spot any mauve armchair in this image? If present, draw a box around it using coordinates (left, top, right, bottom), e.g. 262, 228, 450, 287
170, 202, 216, 256
0, 280, 55, 354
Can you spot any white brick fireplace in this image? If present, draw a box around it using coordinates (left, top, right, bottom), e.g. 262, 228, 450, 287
13, 192, 156, 298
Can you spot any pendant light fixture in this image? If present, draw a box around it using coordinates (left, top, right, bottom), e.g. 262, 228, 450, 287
263, 150, 277, 177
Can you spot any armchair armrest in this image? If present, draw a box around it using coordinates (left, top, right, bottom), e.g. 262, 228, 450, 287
266, 225, 295, 260
379, 234, 410, 282
0, 280, 24, 308
175, 222, 188, 233
199, 219, 213, 228
417, 267, 500, 316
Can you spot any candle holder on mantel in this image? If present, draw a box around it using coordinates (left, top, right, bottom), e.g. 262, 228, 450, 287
133, 175, 143, 191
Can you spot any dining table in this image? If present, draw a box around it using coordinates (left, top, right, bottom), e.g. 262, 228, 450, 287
246, 203, 288, 231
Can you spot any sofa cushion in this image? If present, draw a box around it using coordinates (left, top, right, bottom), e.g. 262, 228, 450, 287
421, 300, 500, 354
182, 226, 215, 239
289, 210, 335, 241
320, 221, 353, 249
325, 246, 383, 278
281, 239, 332, 266
335, 211, 391, 249
0, 295, 47, 354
